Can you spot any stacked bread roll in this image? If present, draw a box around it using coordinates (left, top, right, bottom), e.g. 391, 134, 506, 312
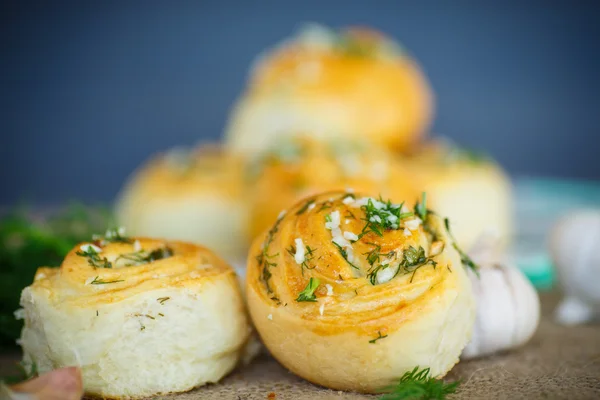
246, 192, 475, 392
19, 230, 252, 398
225, 24, 432, 154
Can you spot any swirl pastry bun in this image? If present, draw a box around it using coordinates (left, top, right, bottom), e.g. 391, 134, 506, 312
247, 136, 417, 241
225, 24, 432, 154
115, 145, 250, 262
403, 140, 513, 250
19, 230, 251, 399
246, 192, 476, 393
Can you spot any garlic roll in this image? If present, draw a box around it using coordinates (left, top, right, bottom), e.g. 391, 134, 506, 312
115, 145, 250, 262
19, 230, 251, 399
246, 192, 475, 393
225, 24, 432, 155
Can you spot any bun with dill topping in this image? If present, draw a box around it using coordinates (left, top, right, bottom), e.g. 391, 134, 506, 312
19, 229, 252, 399
245, 191, 476, 393
225, 24, 432, 155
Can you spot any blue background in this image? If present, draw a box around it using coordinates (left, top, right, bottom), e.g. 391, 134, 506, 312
1, 1, 599, 205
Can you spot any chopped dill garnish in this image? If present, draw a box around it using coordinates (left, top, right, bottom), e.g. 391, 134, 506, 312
296, 277, 320, 302
157, 297, 170, 304
76, 246, 112, 269
444, 218, 479, 275
296, 198, 316, 215
317, 200, 333, 212
358, 197, 413, 239
364, 243, 396, 267
332, 241, 359, 269
344, 209, 357, 220
89, 276, 124, 285
367, 264, 388, 285
134, 313, 155, 320
414, 192, 427, 221
396, 246, 438, 283
257, 217, 284, 293
369, 331, 388, 344
116, 246, 174, 266
93, 227, 133, 244
286, 244, 318, 275
379, 366, 460, 400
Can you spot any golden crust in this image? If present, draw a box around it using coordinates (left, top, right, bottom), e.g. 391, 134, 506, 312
246, 191, 475, 393
32, 237, 234, 308
114, 145, 251, 259
399, 140, 513, 249
226, 25, 433, 153
247, 137, 419, 241
21, 236, 251, 399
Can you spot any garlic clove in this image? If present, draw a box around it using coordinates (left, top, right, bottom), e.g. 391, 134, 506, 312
462, 263, 540, 359
555, 296, 595, 326
550, 210, 600, 325
8, 367, 83, 400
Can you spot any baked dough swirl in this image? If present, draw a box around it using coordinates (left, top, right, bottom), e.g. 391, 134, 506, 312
115, 145, 250, 262
225, 24, 432, 154
19, 230, 251, 399
246, 192, 475, 393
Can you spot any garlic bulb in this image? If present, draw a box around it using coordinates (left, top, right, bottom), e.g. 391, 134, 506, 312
550, 210, 600, 325
462, 236, 540, 359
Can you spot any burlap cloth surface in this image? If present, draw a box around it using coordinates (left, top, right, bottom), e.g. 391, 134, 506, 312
2, 292, 599, 399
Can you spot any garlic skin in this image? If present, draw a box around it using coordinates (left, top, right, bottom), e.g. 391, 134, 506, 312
550, 210, 600, 325
462, 263, 540, 359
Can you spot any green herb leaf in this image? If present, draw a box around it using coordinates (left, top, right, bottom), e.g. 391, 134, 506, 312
296, 277, 320, 302
414, 192, 427, 221
89, 276, 124, 285
116, 246, 173, 266
369, 331, 388, 344
444, 218, 479, 275
76, 245, 112, 269
379, 366, 460, 400
358, 197, 413, 240
332, 241, 359, 270
296, 198, 316, 215
94, 227, 132, 244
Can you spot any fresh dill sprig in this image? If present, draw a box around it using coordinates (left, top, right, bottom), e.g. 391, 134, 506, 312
396, 246, 438, 283
414, 192, 428, 221
157, 297, 170, 304
364, 243, 396, 268
89, 276, 124, 285
296, 277, 320, 302
286, 244, 318, 275
257, 217, 284, 294
332, 241, 359, 269
76, 245, 112, 269
358, 197, 413, 239
116, 246, 173, 266
316, 200, 333, 213
296, 198, 316, 215
369, 331, 388, 344
444, 218, 479, 275
93, 226, 132, 244
379, 366, 460, 400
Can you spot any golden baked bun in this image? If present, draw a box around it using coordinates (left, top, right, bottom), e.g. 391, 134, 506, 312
247, 136, 418, 241
19, 230, 251, 399
115, 145, 249, 262
246, 191, 476, 393
402, 140, 513, 250
225, 24, 432, 154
